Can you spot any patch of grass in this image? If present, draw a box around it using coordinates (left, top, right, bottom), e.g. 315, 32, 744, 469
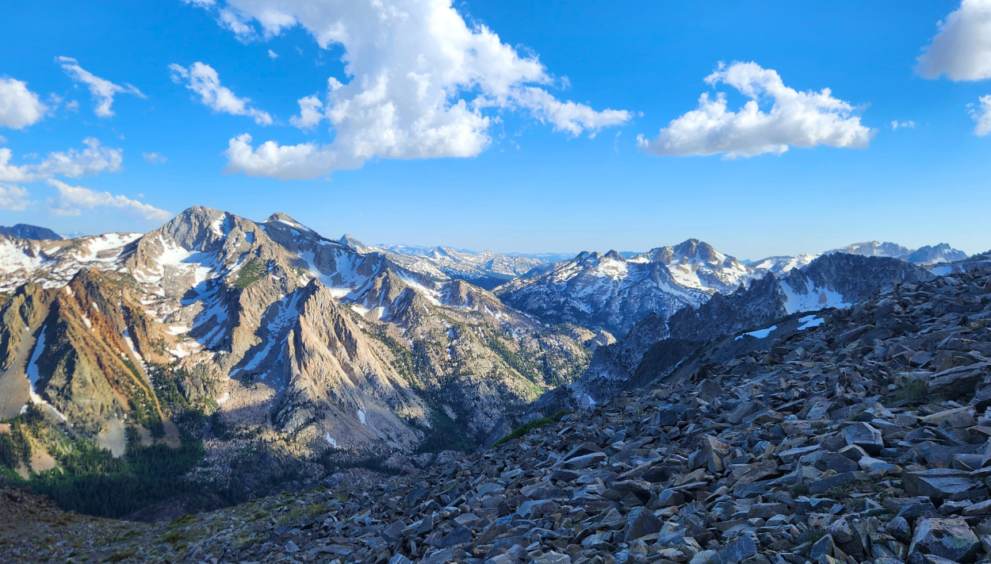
234, 258, 267, 289
894, 379, 928, 403
806, 528, 827, 545
249, 510, 267, 521
276, 502, 327, 526
791, 482, 810, 496
102, 550, 136, 562
494, 410, 571, 446
161, 531, 186, 543
826, 486, 848, 499
168, 514, 195, 528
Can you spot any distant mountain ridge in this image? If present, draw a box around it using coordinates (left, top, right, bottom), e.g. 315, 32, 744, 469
828, 240, 968, 264
349, 241, 548, 290
496, 239, 796, 337
0, 224, 62, 241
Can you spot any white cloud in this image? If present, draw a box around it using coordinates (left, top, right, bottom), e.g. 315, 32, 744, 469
0, 138, 122, 183
268, 49, 279, 59
289, 95, 325, 130
0, 185, 32, 211
169, 62, 273, 125
65, 100, 79, 112
973, 95, 991, 135
891, 120, 916, 130
917, 0, 991, 81
182, 0, 215, 5
508, 87, 630, 137
0, 136, 6, 144
56, 57, 145, 118
637, 62, 874, 158
142, 152, 167, 164
195, 0, 629, 179
0, 78, 48, 130
46, 179, 171, 221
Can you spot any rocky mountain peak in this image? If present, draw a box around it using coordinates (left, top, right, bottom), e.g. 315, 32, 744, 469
832, 240, 912, 258
156, 206, 236, 250
337, 233, 367, 252
649, 238, 726, 266
262, 212, 321, 237
907, 242, 969, 264
602, 250, 624, 261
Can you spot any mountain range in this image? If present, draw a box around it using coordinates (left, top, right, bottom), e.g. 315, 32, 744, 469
6, 227, 991, 564
0, 214, 979, 519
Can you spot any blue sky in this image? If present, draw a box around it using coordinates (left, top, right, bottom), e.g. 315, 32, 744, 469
0, 0, 989, 260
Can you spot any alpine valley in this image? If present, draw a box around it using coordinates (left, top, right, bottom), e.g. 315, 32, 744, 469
0, 208, 984, 541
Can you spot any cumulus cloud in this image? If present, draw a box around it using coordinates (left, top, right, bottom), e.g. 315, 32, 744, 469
169, 62, 273, 125
0, 138, 122, 183
637, 62, 874, 158
268, 49, 278, 59
917, 0, 991, 81
891, 120, 916, 130
187, 0, 630, 179
0, 78, 48, 130
46, 179, 171, 221
973, 95, 991, 135
142, 152, 167, 164
289, 95, 325, 130
56, 57, 145, 118
0, 185, 32, 211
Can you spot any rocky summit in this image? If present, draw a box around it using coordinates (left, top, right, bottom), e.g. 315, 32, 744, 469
1, 219, 991, 564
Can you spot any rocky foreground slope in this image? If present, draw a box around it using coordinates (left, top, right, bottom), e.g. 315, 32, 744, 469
3, 252, 991, 563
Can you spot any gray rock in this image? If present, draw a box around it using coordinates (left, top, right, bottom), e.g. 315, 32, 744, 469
710, 534, 758, 564
885, 516, 912, 543
435, 525, 472, 548
532, 553, 570, 564
842, 422, 884, 455
903, 468, 982, 500
809, 534, 834, 560
909, 517, 980, 563
562, 452, 607, 469
624, 506, 663, 540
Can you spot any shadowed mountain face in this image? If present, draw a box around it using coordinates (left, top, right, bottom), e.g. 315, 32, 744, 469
0, 207, 592, 488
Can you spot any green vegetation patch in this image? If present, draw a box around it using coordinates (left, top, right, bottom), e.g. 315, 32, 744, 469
414, 408, 476, 454
894, 379, 928, 403
494, 410, 571, 446
0, 412, 206, 518
235, 258, 268, 289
